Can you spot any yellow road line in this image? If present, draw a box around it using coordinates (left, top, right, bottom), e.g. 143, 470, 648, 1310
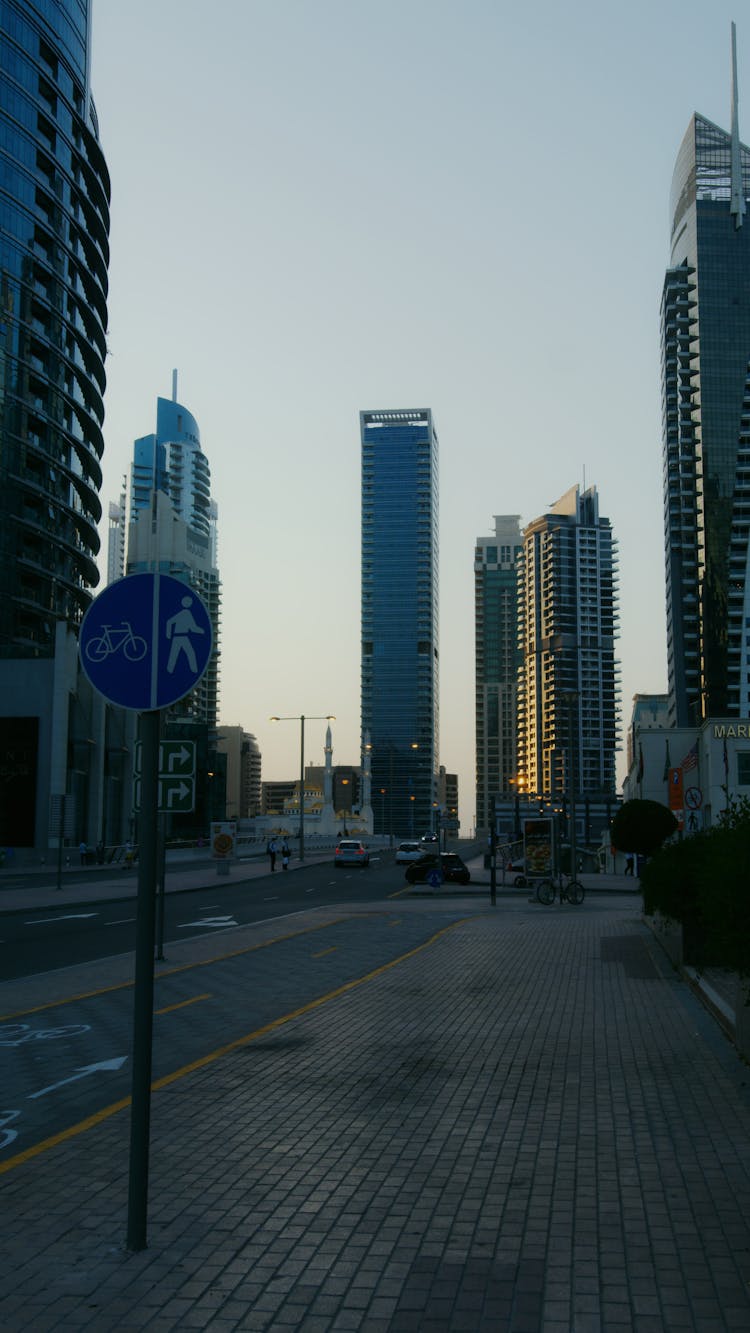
155, 993, 211, 1015
311, 947, 338, 958
0, 917, 349, 1021
0, 917, 468, 1176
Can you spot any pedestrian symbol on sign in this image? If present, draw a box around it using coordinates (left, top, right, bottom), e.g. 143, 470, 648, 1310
166, 596, 206, 674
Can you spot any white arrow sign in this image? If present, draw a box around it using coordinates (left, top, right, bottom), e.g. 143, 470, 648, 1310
167, 744, 192, 772
167, 780, 191, 808
28, 1056, 128, 1100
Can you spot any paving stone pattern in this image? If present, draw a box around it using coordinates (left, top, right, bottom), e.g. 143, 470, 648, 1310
2, 902, 750, 1331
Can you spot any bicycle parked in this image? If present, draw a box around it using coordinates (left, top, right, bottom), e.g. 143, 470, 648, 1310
536, 870, 585, 906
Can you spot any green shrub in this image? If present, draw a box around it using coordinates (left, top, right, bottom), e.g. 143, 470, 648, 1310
641, 813, 750, 974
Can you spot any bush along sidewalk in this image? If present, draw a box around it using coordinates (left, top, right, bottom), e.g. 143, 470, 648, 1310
638, 797, 750, 1060
640, 796, 750, 978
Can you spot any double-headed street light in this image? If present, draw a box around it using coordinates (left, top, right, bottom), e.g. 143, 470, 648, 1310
269, 714, 335, 861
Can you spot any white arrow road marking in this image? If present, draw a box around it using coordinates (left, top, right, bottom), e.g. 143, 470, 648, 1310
178, 916, 238, 929
28, 1056, 128, 1100
26, 913, 98, 924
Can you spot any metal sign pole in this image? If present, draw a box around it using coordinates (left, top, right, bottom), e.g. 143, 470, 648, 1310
155, 812, 166, 961
126, 708, 160, 1252
56, 794, 65, 892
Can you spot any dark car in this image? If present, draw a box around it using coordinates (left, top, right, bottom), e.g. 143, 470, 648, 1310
405, 851, 471, 885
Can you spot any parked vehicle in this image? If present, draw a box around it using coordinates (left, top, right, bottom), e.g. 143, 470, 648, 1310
506, 857, 527, 887
334, 839, 370, 868
405, 852, 471, 885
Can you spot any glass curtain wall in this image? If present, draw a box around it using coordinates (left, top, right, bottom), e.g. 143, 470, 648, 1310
361, 409, 438, 838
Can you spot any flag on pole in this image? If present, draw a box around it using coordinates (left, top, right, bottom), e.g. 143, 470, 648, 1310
662, 738, 671, 782
681, 742, 698, 773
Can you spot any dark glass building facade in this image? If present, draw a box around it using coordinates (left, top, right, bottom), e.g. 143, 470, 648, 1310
361, 409, 439, 838
0, 0, 110, 657
662, 113, 750, 723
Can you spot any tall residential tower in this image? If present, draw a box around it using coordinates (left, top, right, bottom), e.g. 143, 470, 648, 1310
516, 486, 620, 803
127, 382, 221, 730
474, 516, 522, 832
661, 25, 750, 724
360, 409, 439, 838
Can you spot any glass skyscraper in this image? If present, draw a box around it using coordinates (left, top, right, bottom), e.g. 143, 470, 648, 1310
661, 55, 750, 724
0, 0, 110, 656
360, 409, 439, 838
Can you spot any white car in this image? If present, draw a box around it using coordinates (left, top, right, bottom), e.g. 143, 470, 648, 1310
334, 839, 370, 867
395, 841, 423, 863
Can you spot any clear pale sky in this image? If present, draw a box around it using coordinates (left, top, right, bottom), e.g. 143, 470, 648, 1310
90, 1, 744, 832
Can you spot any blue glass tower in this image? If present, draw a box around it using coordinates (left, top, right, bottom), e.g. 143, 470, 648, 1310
360, 409, 439, 838
0, 0, 110, 656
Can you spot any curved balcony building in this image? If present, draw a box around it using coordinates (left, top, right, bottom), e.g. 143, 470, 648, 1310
0, 0, 110, 657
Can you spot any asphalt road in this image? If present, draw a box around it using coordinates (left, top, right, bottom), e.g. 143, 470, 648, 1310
0, 896, 480, 1175
0, 853, 412, 981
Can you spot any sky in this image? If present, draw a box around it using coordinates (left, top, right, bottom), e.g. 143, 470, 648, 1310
89, 0, 745, 833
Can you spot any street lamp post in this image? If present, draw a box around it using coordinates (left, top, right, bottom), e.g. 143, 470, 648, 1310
270, 714, 335, 861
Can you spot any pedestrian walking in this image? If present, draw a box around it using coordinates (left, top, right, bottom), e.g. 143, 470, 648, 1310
267, 837, 278, 872
624, 852, 634, 877
79, 840, 87, 866
281, 838, 290, 871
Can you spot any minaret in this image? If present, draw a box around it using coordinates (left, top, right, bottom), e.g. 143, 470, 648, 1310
731, 21, 746, 229
322, 723, 335, 829
323, 725, 333, 805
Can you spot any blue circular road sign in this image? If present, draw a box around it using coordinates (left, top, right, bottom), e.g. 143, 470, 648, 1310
79, 573, 213, 711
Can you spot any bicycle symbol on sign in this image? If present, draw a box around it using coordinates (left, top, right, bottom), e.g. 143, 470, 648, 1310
84, 621, 147, 664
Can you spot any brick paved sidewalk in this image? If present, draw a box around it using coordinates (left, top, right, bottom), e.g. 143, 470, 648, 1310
2, 900, 750, 1331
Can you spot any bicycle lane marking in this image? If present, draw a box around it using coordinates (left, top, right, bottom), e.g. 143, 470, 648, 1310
0, 916, 470, 1176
